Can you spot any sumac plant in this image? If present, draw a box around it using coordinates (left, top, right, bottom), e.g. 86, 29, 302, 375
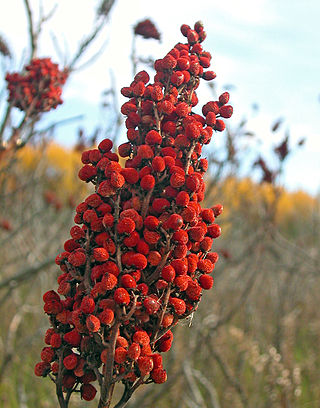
6, 58, 67, 114
35, 22, 233, 408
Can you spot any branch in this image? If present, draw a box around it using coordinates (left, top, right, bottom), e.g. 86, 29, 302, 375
113, 194, 123, 274
183, 360, 206, 407
141, 188, 154, 219
98, 320, 121, 408
56, 350, 68, 408
0, 257, 55, 291
84, 229, 93, 293
0, 101, 13, 143
185, 141, 196, 174
192, 369, 221, 408
68, 18, 106, 70
210, 346, 248, 407
23, 0, 36, 59
37, 115, 85, 135
113, 379, 144, 408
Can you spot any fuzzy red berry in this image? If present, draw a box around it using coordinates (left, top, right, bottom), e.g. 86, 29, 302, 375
99, 308, 114, 325
144, 296, 160, 314
133, 330, 150, 346
93, 247, 109, 262
80, 296, 95, 314
137, 356, 154, 376
198, 259, 214, 273
152, 156, 165, 172
114, 347, 127, 364
98, 138, 113, 152
78, 165, 97, 181
215, 119, 226, 132
161, 265, 176, 282
34, 362, 51, 377
81, 384, 97, 401
121, 168, 139, 184
176, 191, 190, 206
166, 214, 184, 230
152, 198, 170, 213
114, 288, 130, 305
203, 71, 216, 80
63, 353, 78, 370
219, 105, 233, 118
121, 274, 137, 288
50, 333, 62, 348
86, 315, 101, 332
219, 92, 230, 105
117, 218, 136, 234
212, 204, 223, 217
170, 297, 186, 315
110, 171, 125, 188
146, 130, 162, 145
151, 368, 167, 383
199, 274, 214, 289
64, 329, 81, 346
41, 347, 55, 363
207, 224, 221, 238
186, 280, 202, 300
68, 251, 86, 267
128, 343, 141, 361
141, 174, 155, 190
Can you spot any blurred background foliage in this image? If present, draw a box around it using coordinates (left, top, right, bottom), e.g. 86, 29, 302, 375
0, 1, 319, 407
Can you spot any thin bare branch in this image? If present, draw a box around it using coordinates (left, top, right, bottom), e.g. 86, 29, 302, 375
23, 0, 36, 59
0, 257, 55, 291
210, 346, 249, 407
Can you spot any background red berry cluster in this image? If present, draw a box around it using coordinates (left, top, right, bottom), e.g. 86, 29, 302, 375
6, 58, 67, 114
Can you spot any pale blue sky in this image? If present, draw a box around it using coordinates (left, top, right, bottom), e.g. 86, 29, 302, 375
1, 0, 319, 194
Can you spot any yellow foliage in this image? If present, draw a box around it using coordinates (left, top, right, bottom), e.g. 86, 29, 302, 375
15, 142, 88, 198
207, 177, 316, 227
277, 190, 316, 221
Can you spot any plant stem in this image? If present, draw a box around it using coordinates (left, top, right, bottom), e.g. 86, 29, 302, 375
98, 320, 121, 408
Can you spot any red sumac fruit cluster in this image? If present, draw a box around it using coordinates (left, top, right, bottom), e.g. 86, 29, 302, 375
35, 21, 232, 405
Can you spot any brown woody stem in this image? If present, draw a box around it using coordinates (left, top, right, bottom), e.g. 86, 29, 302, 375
56, 351, 67, 408
113, 193, 123, 274
98, 319, 121, 408
141, 188, 154, 219
84, 229, 92, 293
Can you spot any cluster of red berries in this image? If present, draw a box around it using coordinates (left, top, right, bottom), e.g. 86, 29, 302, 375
134, 19, 161, 40
44, 191, 63, 211
6, 58, 67, 113
0, 218, 12, 231
35, 22, 232, 404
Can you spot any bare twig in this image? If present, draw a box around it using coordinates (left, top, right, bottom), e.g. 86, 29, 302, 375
0, 257, 55, 291
68, 18, 107, 70
141, 188, 154, 219
0, 102, 13, 142
192, 369, 221, 408
56, 350, 67, 408
23, 0, 36, 59
98, 320, 121, 408
210, 346, 249, 407
113, 378, 144, 408
183, 359, 206, 407
0, 309, 24, 381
